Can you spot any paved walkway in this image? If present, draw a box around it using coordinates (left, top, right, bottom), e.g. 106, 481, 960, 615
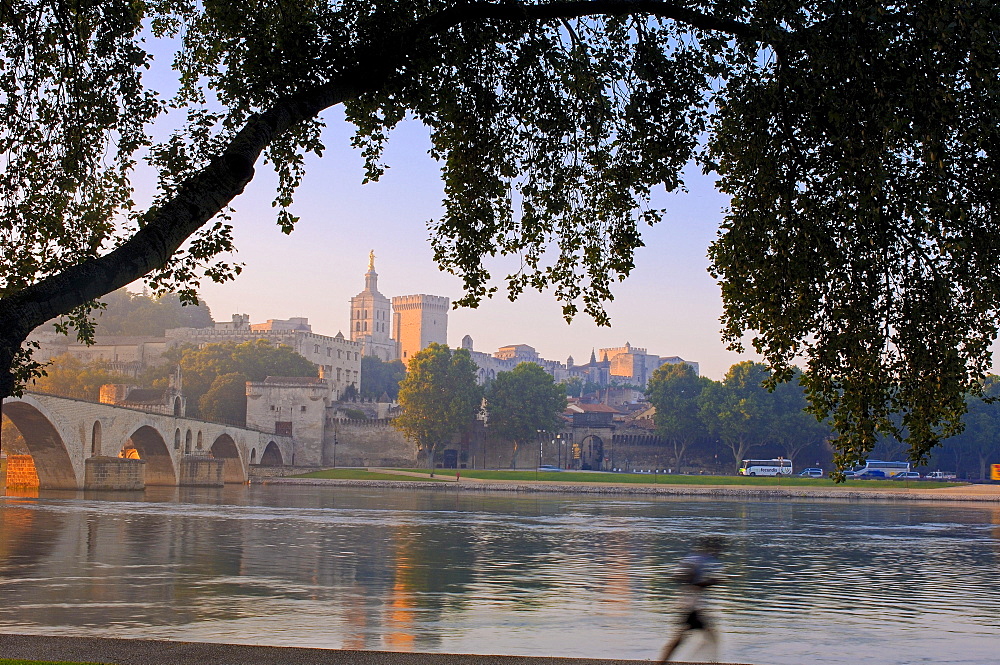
0, 634, 737, 665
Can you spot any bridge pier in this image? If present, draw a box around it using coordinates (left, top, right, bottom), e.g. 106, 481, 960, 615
179, 454, 225, 487
4, 455, 40, 488
84, 457, 145, 491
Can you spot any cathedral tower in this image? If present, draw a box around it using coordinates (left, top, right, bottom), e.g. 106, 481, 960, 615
350, 251, 395, 361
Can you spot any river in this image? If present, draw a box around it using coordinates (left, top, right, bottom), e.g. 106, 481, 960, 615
1, 484, 997, 664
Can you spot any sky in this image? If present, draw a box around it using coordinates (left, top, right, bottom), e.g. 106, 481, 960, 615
174, 108, 761, 381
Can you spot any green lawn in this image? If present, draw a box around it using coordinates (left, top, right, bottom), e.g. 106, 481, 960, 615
291, 468, 449, 481
395, 468, 964, 488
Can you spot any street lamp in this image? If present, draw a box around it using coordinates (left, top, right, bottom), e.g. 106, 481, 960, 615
536, 429, 546, 480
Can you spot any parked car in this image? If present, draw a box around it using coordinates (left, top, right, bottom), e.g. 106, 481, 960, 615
842, 470, 862, 479
892, 471, 923, 480
798, 468, 823, 478
537, 465, 563, 472
926, 471, 958, 480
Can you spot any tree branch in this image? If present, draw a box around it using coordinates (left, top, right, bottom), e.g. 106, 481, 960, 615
0, 0, 767, 394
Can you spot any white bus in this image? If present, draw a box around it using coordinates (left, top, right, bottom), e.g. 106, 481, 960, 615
849, 460, 910, 478
739, 459, 793, 476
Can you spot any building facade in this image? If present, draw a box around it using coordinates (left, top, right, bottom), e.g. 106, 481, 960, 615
166, 316, 362, 399
460, 337, 696, 389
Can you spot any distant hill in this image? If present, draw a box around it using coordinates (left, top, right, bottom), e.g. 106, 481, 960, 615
93, 288, 214, 336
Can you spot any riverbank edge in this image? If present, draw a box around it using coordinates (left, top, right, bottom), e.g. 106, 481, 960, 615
0, 634, 723, 665
257, 476, 1000, 502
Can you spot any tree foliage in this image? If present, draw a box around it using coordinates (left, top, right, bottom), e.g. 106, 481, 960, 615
91, 289, 214, 336
699, 362, 775, 469
1, 0, 998, 472
645, 362, 710, 470
931, 376, 1000, 479
198, 372, 251, 425
484, 362, 567, 460
145, 339, 316, 422
395, 343, 481, 471
360, 355, 406, 401
28, 354, 134, 402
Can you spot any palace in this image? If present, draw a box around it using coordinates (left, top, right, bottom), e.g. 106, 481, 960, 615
349, 251, 449, 363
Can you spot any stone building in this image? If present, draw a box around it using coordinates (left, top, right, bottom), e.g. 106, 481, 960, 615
28, 331, 171, 377
245, 375, 416, 468
598, 343, 699, 387
246, 376, 332, 466
460, 337, 696, 389
391, 294, 449, 363
166, 315, 362, 399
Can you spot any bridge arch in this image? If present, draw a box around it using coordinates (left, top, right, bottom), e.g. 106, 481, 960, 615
125, 425, 176, 485
210, 433, 245, 483
259, 441, 283, 467
2, 400, 79, 489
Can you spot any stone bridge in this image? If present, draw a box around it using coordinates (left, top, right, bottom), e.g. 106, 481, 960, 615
1, 392, 295, 490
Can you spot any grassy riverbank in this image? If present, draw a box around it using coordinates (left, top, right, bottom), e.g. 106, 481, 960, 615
291, 468, 448, 481
392, 468, 966, 489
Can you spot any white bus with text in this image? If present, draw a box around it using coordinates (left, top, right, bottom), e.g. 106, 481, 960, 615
849, 460, 911, 478
739, 459, 793, 476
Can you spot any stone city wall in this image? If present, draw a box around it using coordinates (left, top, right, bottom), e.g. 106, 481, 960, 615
325, 418, 416, 467
249, 465, 329, 478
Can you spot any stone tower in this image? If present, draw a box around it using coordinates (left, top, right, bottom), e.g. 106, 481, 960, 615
391, 294, 449, 364
350, 251, 395, 361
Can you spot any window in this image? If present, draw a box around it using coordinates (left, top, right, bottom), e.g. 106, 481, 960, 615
327, 347, 331, 356
270, 405, 275, 411
300, 405, 307, 412
314, 344, 320, 353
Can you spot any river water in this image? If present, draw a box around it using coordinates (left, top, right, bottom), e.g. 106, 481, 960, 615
0, 485, 997, 664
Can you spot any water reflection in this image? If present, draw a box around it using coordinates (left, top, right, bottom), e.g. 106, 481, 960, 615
0, 486, 998, 664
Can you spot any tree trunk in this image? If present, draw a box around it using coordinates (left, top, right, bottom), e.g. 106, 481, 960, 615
671, 437, 691, 472
726, 436, 755, 472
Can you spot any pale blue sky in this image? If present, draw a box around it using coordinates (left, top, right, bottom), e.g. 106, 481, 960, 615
183, 107, 759, 380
